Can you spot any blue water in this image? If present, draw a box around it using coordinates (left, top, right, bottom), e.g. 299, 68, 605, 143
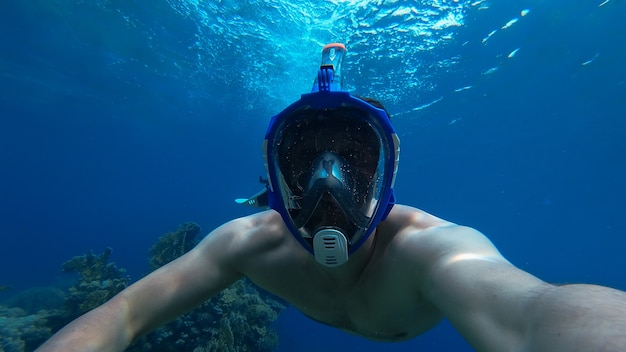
1, 0, 625, 350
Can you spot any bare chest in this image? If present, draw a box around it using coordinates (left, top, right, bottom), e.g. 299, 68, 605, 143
294, 292, 439, 341
248, 260, 441, 341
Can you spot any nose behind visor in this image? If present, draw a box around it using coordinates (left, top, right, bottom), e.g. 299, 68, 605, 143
308, 153, 345, 190
293, 153, 371, 231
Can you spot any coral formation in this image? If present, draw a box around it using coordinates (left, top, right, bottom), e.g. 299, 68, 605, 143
131, 222, 285, 351
148, 222, 201, 270
129, 279, 284, 352
0, 249, 129, 352
1, 222, 285, 351
61, 247, 130, 316
0, 306, 58, 352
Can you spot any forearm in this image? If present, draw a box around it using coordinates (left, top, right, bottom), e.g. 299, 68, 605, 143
36, 296, 133, 352
525, 284, 626, 352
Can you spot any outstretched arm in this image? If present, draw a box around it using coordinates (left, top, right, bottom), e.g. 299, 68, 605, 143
416, 224, 626, 352
522, 283, 626, 351
36, 214, 269, 352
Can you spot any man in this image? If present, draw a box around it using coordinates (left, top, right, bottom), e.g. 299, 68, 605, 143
38, 44, 626, 352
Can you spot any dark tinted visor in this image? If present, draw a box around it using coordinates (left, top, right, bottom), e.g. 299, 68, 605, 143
277, 107, 381, 204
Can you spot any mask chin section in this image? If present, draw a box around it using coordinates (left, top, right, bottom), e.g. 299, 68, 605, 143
313, 228, 349, 267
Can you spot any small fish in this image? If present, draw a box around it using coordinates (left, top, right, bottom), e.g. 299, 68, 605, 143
482, 66, 499, 75
582, 53, 600, 65
521, 9, 530, 16
482, 29, 498, 44
508, 48, 520, 58
502, 18, 519, 29
598, 0, 610, 6
411, 97, 444, 111
454, 86, 472, 92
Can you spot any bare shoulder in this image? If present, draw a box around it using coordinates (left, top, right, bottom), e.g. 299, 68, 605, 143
380, 204, 524, 291
382, 205, 552, 351
380, 204, 503, 262
195, 210, 289, 268
209, 210, 287, 246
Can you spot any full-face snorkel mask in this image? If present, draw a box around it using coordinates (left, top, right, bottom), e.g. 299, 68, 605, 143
262, 43, 400, 267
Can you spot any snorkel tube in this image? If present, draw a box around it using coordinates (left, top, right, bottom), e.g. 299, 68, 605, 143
311, 43, 346, 92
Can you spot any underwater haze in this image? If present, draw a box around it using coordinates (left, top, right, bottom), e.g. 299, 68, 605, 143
1, 0, 625, 351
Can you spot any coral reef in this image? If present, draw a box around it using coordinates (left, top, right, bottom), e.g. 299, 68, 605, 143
1, 222, 285, 351
0, 249, 129, 352
129, 279, 284, 352
148, 222, 201, 270
61, 247, 130, 316
131, 222, 285, 352
0, 306, 59, 352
